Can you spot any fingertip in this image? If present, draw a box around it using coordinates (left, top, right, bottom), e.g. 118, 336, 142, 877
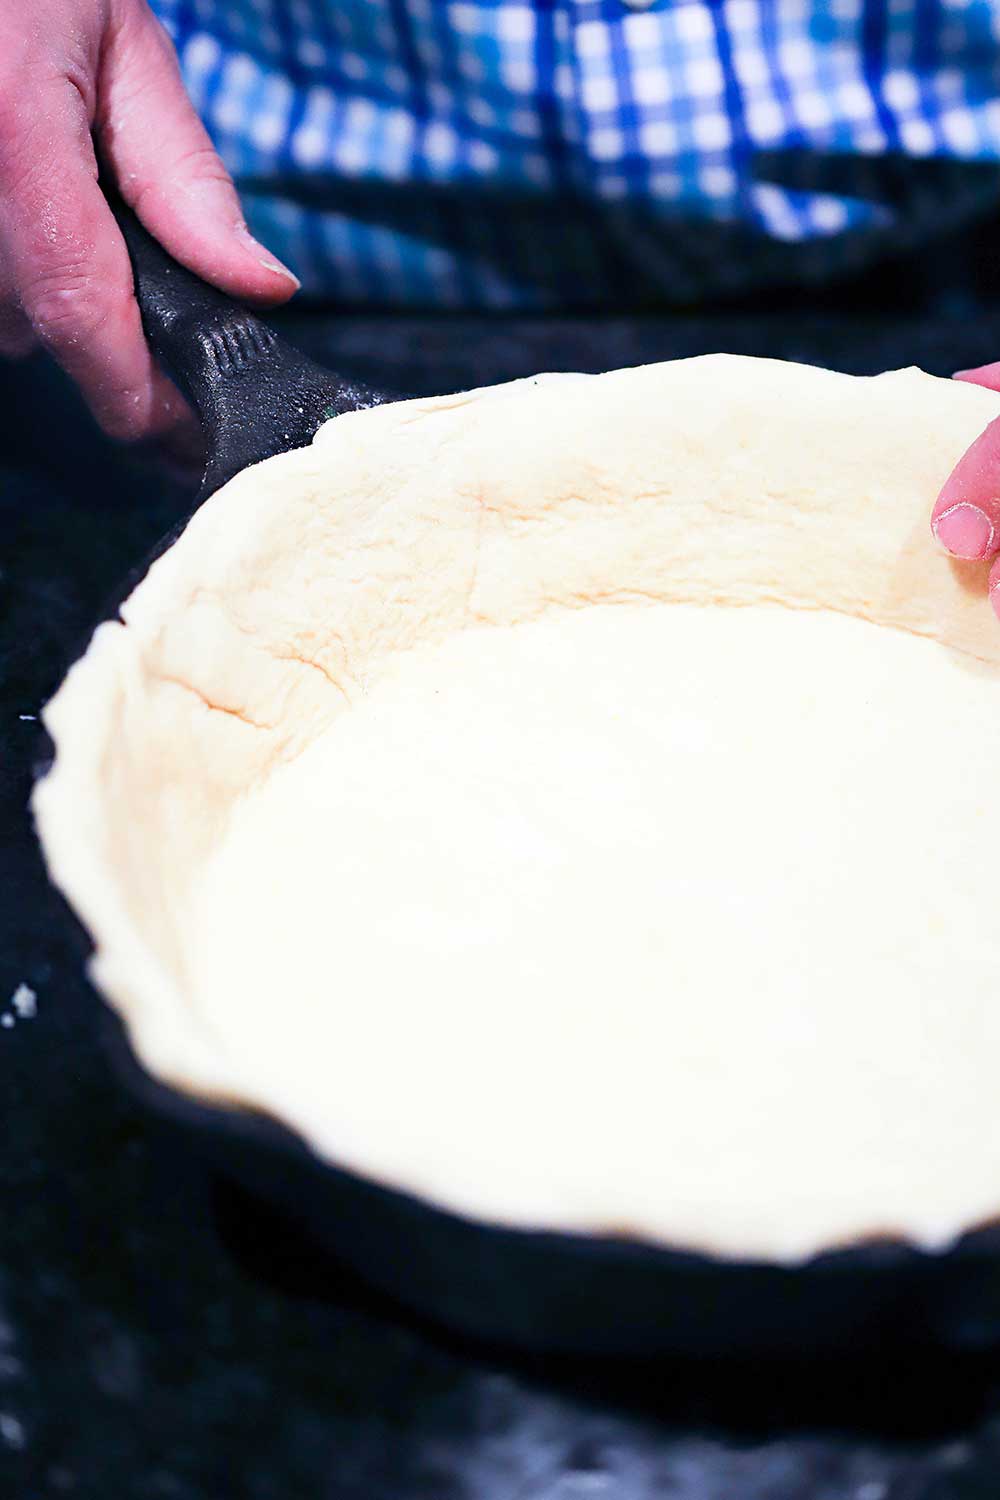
100, 373, 195, 445
932, 501, 997, 561
148, 369, 192, 429
96, 391, 159, 444
932, 411, 1000, 557
127, 190, 301, 306
233, 224, 300, 294
148, 372, 205, 463
89, 343, 175, 445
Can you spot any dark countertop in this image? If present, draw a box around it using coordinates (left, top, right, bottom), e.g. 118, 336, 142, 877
6, 312, 1000, 1499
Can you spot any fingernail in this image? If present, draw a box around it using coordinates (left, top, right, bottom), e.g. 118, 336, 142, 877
234, 225, 300, 286
933, 502, 995, 559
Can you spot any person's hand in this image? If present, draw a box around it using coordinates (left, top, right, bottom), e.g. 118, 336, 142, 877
931, 362, 1000, 618
0, 0, 299, 446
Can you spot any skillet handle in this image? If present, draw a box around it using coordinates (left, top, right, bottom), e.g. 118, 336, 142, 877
110, 194, 274, 412
108, 192, 387, 500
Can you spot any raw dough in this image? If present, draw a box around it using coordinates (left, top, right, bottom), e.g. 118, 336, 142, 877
33, 355, 1000, 1262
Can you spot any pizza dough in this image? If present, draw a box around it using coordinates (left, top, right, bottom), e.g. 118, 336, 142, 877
33, 355, 1000, 1262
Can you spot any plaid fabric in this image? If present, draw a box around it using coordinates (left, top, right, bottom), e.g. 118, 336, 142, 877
151, 0, 1000, 306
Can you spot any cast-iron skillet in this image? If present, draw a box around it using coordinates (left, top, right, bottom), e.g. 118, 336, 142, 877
73, 202, 1000, 1359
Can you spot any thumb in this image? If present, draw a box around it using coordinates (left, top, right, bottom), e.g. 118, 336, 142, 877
97, 3, 299, 303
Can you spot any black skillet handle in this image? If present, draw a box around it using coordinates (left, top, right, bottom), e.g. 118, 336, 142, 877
110, 194, 387, 500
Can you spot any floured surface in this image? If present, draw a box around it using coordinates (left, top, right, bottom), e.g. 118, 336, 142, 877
190, 603, 1000, 1261
31, 355, 1000, 1262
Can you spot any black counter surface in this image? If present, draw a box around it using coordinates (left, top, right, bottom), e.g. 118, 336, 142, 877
6, 310, 1000, 1499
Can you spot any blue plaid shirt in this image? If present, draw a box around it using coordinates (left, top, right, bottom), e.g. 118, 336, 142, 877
152, 0, 1000, 307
